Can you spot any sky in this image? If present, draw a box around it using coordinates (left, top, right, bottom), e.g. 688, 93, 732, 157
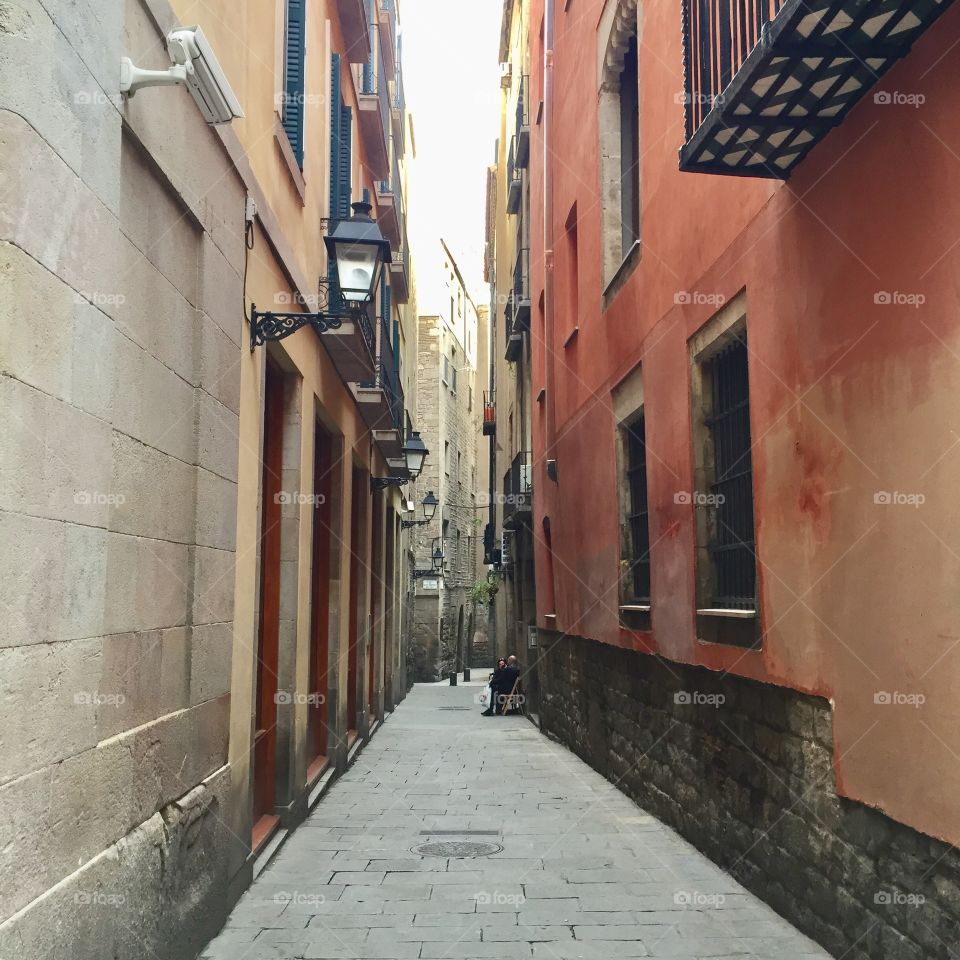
400, 0, 503, 305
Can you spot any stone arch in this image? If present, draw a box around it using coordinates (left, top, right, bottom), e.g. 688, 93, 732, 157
597, 0, 641, 289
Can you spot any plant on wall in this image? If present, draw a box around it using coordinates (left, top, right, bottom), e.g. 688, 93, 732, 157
469, 577, 498, 606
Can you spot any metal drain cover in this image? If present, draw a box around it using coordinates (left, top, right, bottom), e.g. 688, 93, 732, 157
413, 840, 503, 858
437, 706, 471, 711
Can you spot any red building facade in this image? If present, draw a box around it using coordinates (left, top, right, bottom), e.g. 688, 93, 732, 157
516, 0, 960, 955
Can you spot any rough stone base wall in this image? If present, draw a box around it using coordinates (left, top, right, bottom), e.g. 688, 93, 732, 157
0, 767, 234, 960
539, 632, 960, 960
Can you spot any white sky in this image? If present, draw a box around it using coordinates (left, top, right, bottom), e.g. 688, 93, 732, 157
400, 0, 503, 304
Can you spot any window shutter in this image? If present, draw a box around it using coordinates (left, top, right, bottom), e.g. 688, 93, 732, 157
329, 53, 342, 218
338, 105, 352, 218
283, 0, 306, 167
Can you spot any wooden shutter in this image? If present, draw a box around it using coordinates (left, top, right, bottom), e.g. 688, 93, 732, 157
329, 53, 342, 218
283, 0, 306, 167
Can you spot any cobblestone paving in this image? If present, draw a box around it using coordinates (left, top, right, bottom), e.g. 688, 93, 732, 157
200, 681, 831, 959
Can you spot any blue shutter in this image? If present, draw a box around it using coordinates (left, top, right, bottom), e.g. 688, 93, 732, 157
329, 53, 342, 218
338, 105, 352, 218
283, 0, 306, 167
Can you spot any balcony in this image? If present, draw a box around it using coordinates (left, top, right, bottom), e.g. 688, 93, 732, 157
482, 394, 496, 437
350, 314, 405, 463
358, 27, 390, 179
375, 139, 402, 248
515, 74, 530, 168
503, 451, 533, 530
389, 241, 409, 304
679, 0, 954, 178
506, 136, 522, 215
512, 246, 530, 332
319, 281, 377, 385
391, 59, 406, 151
379, 0, 397, 79
339, 0, 371, 64
504, 294, 522, 363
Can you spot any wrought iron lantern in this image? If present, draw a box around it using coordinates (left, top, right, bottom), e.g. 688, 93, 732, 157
250, 200, 391, 349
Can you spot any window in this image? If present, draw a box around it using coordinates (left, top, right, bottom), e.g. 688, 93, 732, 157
624, 415, 650, 605
564, 204, 579, 342
444, 441, 451, 475
457, 452, 462, 484
690, 296, 758, 647
328, 54, 353, 295
282, 0, 306, 167
442, 354, 449, 385
597, 0, 640, 291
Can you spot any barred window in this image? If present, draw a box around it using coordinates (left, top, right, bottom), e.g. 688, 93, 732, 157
705, 333, 755, 610
625, 415, 651, 604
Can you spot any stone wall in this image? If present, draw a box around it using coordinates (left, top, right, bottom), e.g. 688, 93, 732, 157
0, 0, 244, 955
539, 632, 960, 960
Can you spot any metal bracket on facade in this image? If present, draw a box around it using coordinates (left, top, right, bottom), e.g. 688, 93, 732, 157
249, 305, 345, 349
371, 476, 409, 492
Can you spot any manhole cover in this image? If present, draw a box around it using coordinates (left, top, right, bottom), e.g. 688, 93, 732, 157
413, 840, 503, 858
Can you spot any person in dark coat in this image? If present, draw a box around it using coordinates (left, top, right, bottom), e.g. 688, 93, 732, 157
481, 659, 507, 716
500, 655, 523, 714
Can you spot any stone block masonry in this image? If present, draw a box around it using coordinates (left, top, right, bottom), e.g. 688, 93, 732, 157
538, 631, 960, 960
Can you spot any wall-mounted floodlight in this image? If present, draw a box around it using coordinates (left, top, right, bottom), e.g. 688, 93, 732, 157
121, 26, 244, 125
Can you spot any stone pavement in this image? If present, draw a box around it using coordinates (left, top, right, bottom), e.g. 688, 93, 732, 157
199, 680, 831, 960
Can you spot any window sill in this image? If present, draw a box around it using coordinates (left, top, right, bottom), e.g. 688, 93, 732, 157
273, 115, 306, 205
603, 240, 641, 308
696, 608, 756, 619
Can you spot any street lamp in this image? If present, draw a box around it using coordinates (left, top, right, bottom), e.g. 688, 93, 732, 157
324, 201, 392, 308
402, 431, 428, 478
432, 546, 445, 571
401, 491, 439, 529
250, 201, 391, 348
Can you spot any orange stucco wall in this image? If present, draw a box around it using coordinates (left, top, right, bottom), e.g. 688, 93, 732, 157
528, 0, 960, 846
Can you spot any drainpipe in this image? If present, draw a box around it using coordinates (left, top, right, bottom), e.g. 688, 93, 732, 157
543, 0, 558, 483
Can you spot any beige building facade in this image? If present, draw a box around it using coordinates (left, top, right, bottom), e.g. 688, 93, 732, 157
0, 0, 421, 956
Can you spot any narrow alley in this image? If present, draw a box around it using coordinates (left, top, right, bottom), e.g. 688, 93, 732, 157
201, 682, 828, 960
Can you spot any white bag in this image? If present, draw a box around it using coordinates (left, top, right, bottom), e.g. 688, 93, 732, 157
478, 684, 491, 708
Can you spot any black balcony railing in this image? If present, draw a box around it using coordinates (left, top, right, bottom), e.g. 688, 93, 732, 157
377, 314, 403, 433
506, 136, 522, 215
680, 0, 955, 178
513, 246, 530, 331
503, 451, 532, 527
515, 74, 530, 168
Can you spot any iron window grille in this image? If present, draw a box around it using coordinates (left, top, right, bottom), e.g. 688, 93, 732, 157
625, 415, 651, 604
705, 333, 756, 609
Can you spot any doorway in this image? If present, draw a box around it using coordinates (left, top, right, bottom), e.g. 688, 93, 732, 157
347, 467, 366, 744
308, 421, 335, 782
253, 359, 285, 850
